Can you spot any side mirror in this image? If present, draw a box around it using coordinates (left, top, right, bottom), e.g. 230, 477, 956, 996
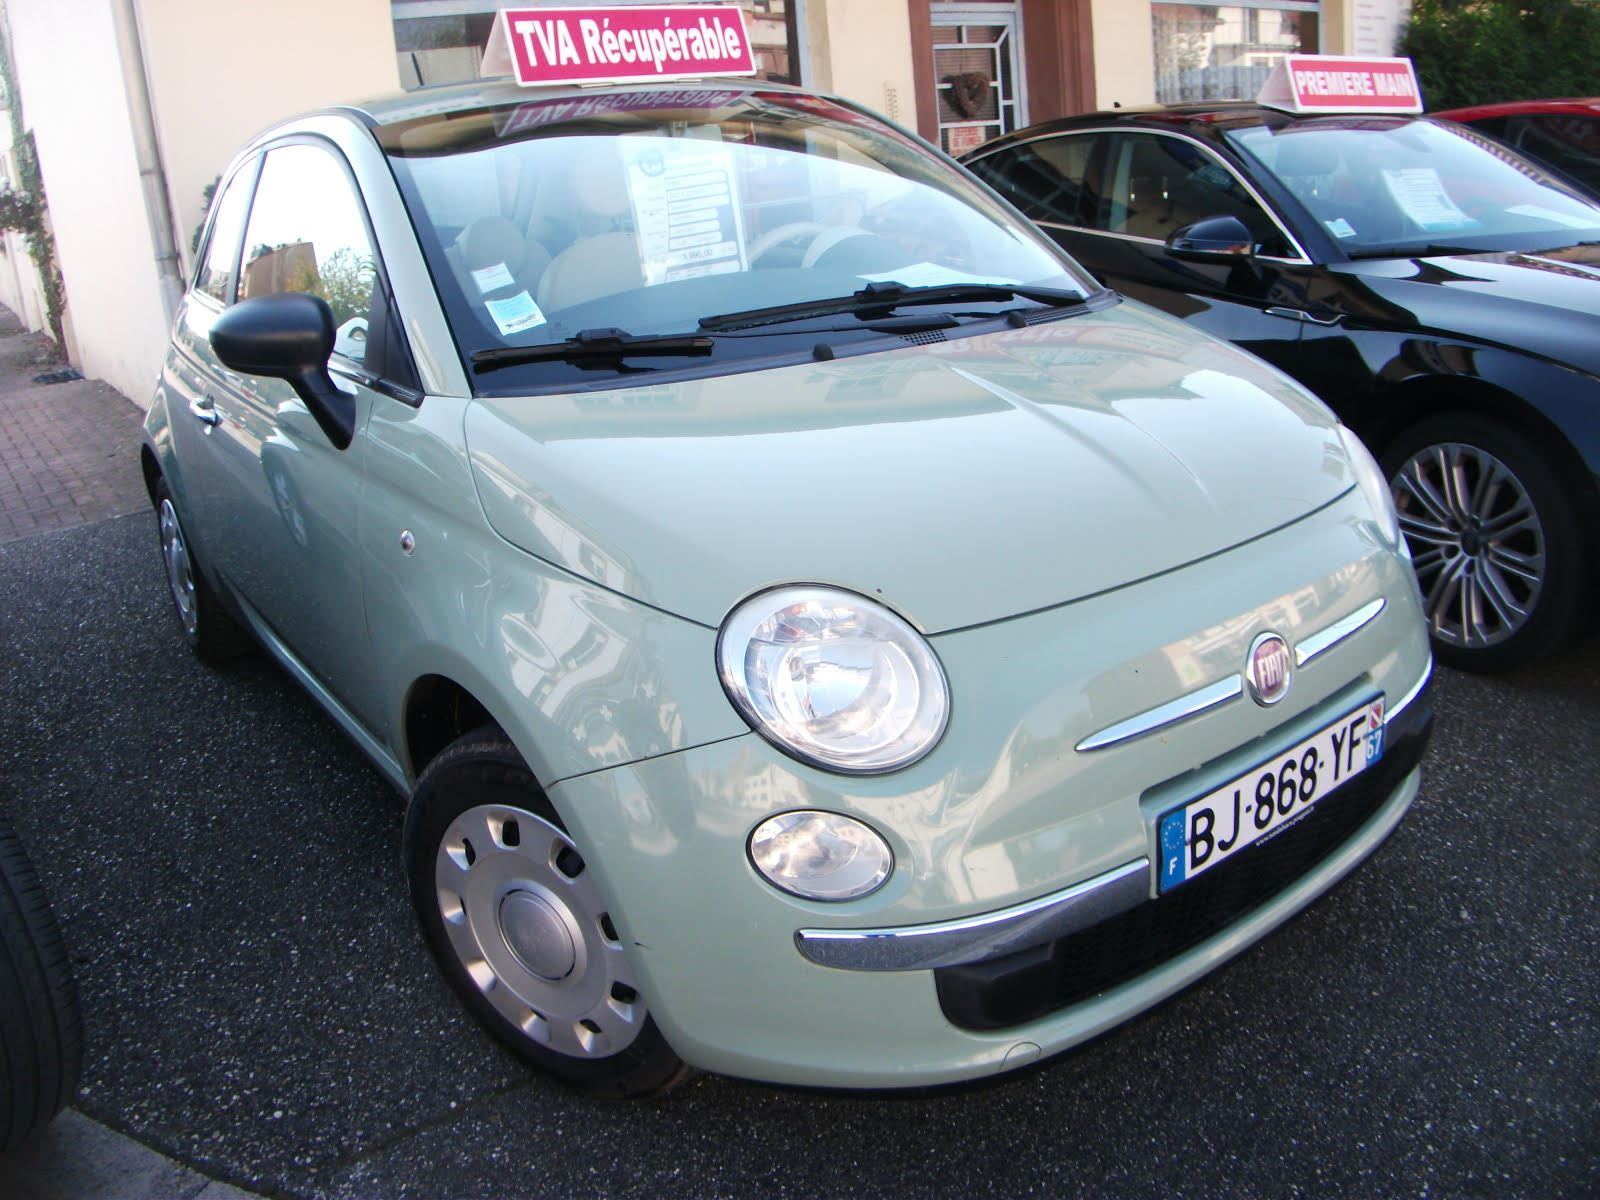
1166, 215, 1257, 263
209, 294, 356, 450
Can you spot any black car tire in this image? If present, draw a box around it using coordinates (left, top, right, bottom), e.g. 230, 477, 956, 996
1382, 412, 1583, 672
1, 810, 84, 1152
153, 478, 251, 662
403, 727, 691, 1099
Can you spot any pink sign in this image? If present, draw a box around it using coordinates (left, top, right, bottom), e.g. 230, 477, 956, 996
1258, 55, 1422, 115
482, 6, 757, 87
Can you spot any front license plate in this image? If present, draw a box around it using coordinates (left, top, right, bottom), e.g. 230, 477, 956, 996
1157, 697, 1386, 893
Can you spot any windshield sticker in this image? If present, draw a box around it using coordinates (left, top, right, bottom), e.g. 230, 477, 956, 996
485, 290, 548, 336
1381, 168, 1475, 232
620, 135, 749, 286
1324, 217, 1358, 239
472, 262, 517, 294
859, 263, 1020, 289
1505, 203, 1595, 230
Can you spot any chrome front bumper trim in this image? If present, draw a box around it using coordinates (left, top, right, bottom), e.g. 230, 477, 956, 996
794, 859, 1150, 973
1077, 596, 1390, 753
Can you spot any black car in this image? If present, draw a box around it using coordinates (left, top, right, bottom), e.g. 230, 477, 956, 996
963, 104, 1600, 671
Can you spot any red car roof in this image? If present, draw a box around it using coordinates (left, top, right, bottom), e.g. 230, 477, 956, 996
1435, 98, 1600, 122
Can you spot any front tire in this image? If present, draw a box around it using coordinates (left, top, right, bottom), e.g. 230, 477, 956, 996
154, 479, 251, 662
403, 728, 689, 1098
1, 811, 83, 1151
1382, 413, 1582, 671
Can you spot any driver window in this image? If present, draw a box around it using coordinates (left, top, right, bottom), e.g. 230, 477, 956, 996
239, 144, 377, 364
1104, 133, 1287, 255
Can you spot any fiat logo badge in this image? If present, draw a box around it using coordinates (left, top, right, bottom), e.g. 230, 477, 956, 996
1246, 632, 1293, 706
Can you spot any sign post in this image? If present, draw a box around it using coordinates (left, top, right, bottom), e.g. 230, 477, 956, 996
482, 6, 758, 87
1257, 55, 1423, 115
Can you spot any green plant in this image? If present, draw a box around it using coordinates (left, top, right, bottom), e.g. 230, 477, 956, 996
0, 28, 66, 348
1401, 0, 1600, 111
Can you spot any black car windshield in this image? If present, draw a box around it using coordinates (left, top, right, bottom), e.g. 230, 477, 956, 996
377, 87, 1095, 387
1228, 118, 1600, 258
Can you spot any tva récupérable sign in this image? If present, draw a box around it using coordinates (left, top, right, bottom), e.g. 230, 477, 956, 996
481, 6, 758, 87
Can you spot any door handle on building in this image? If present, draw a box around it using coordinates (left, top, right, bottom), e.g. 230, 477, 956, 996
189, 394, 222, 427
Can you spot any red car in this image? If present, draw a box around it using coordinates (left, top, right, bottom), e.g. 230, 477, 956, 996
1435, 99, 1600, 197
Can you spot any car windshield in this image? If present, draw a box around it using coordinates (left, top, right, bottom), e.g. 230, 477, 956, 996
377, 87, 1095, 389
1227, 117, 1600, 258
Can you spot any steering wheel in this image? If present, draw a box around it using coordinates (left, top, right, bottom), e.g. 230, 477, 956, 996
749, 221, 859, 267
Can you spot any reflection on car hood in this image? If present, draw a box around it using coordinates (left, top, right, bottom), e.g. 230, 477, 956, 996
465, 303, 1351, 633
1334, 242, 1600, 375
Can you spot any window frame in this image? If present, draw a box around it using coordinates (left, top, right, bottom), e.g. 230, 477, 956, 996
190, 155, 263, 310
972, 127, 1312, 265
234, 134, 422, 404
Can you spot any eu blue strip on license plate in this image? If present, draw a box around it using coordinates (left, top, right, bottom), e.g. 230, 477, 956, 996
1158, 697, 1385, 893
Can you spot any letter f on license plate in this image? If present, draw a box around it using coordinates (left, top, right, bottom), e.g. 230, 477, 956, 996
1158, 697, 1385, 893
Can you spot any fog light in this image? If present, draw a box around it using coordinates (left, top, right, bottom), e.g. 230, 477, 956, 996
748, 811, 893, 901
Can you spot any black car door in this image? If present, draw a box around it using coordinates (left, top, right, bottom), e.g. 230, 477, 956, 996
972, 129, 1323, 379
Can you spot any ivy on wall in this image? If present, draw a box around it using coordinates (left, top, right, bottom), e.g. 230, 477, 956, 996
0, 27, 66, 347
1401, 0, 1600, 111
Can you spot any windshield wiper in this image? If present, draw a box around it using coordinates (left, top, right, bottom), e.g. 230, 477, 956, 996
471, 327, 714, 373
698, 280, 1087, 331
1346, 243, 1487, 261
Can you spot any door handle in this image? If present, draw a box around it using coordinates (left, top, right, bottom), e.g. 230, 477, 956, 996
1265, 306, 1342, 326
189, 394, 222, 427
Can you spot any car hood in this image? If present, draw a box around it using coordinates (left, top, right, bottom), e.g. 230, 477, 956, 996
464, 303, 1352, 633
1333, 242, 1600, 376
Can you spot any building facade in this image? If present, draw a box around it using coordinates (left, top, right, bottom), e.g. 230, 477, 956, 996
0, 0, 1409, 404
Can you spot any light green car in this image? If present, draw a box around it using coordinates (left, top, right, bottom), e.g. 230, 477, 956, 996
141, 79, 1434, 1097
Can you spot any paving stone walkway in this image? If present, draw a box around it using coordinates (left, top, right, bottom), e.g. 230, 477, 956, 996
0, 308, 149, 543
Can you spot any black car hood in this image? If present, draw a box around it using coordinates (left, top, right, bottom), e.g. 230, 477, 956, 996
1330, 242, 1600, 376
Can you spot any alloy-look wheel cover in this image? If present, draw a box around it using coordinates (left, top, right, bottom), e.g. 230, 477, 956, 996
158, 498, 199, 638
434, 804, 646, 1059
1391, 441, 1545, 650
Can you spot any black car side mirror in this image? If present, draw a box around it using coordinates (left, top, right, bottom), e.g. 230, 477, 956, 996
209, 294, 356, 450
1166, 216, 1257, 263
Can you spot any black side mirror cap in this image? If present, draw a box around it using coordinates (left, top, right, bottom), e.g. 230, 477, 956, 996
209, 293, 356, 450
1166, 215, 1257, 263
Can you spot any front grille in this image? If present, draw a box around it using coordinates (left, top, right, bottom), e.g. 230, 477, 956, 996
935, 697, 1433, 1032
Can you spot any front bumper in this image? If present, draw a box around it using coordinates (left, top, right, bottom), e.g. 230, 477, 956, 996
546, 490, 1434, 1087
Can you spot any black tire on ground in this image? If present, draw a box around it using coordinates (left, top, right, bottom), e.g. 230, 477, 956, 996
403, 727, 691, 1099
153, 478, 251, 662
0, 810, 84, 1152
1381, 412, 1584, 672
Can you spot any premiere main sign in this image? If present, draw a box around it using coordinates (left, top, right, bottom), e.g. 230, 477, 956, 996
1258, 55, 1423, 115
481, 5, 757, 87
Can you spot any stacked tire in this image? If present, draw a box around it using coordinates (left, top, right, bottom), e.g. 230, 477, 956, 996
1, 810, 82, 1151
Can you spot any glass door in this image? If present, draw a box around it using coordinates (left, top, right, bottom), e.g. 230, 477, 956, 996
930, 3, 1025, 157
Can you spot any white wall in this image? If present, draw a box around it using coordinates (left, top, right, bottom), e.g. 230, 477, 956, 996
136, 0, 402, 276
6, 0, 170, 401
1089, 0, 1156, 110
805, 0, 918, 126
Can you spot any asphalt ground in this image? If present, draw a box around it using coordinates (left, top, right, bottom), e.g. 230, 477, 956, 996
0, 511, 1596, 1199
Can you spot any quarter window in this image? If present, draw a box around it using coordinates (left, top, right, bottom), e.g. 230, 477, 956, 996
239, 144, 378, 363
195, 161, 257, 304
970, 136, 1099, 228
1102, 134, 1289, 256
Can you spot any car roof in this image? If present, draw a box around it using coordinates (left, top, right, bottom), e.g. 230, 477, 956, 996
343, 75, 813, 128
1434, 98, 1600, 122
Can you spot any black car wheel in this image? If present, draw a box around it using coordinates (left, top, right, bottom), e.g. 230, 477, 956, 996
1, 811, 83, 1151
154, 478, 251, 662
1383, 413, 1582, 671
403, 727, 690, 1099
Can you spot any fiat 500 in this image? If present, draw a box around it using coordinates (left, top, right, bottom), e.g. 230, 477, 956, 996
141, 80, 1433, 1096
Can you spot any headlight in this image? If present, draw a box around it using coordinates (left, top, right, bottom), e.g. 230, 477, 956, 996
748, 811, 893, 900
717, 585, 950, 774
1337, 425, 1401, 549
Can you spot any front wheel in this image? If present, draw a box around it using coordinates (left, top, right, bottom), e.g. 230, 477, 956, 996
153, 479, 250, 662
403, 728, 689, 1098
1382, 413, 1582, 671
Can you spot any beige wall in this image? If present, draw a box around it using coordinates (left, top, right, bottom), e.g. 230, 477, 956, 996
1089, 0, 1156, 111
137, 0, 402, 276
804, 0, 918, 126
6, 0, 170, 400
